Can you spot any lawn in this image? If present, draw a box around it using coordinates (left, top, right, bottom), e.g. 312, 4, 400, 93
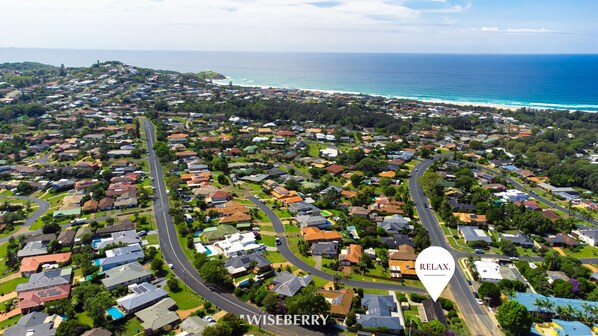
566, 246, 598, 259
0, 314, 21, 331
116, 317, 143, 336
0, 278, 28, 295
312, 275, 330, 288
284, 224, 300, 233
516, 246, 540, 257
308, 143, 327, 157
166, 285, 204, 310
263, 251, 287, 264
257, 235, 276, 247
287, 237, 317, 267
0, 242, 13, 276
273, 208, 292, 218
145, 234, 159, 245
259, 225, 275, 232
75, 311, 94, 326
363, 288, 392, 295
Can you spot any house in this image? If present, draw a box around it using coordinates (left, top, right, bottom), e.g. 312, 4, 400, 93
269, 271, 313, 297
101, 262, 152, 291
496, 189, 529, 202
95, 244, 144, 271
542, 210, 560, 222
301, 227, 342, 243
17, 268, 73, 312
378, 215, 411, 234
573, 228, 598, 246
17, 241, 48, 259
459, 226, 492, 244
288, 201, 320, 216
311, 242, 339, 257
474, 260, 502, 283
389, 244, 417, 261
349, 206, 370, 218
179, 316, 212, 336
92, 230, 140, 250
96, 220, 136, 236
74, 226, 92, 245
453, 212, 487, 225
209, 190, 230, 204
357, 295, 403, 332
319, 287, 355, 318
389, 260, 416, 278
57, 229, 76, 247
116, 282, 169, 314
532, 320, 596, 336
325, 164, 345, 175
82, 200, 99, 213
224, 252, 272, 277
203, 224, 239, 242
3, 312, 60, 336
512, 292, 598, 319
339, 244, 362, 266
381, 234, 415, 248
500, 233, 534, 248
296, 215, 329, 229
19, 252, 72, 277
98, 197, 114, 211
546, 233, 578, 247
82, 328, 113, 336
210, 232, 262, 258
135, 298, 179, 332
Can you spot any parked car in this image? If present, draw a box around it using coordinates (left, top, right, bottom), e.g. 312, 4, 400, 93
275, 237, 281, 246
168, 263, 174, 269
467, 280, 472, 285
203, 316, 215, 323
476, 298, 483, 305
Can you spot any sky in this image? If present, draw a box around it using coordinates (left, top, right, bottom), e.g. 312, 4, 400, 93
0, 0, 596, 53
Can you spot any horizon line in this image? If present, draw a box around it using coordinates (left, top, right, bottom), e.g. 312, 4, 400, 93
1, 46, 598, 56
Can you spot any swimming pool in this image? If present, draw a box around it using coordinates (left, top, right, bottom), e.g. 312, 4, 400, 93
106, 306, 125, 320
205, 246, 214, 256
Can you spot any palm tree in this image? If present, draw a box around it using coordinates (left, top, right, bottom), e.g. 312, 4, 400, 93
534, 298, 553, 319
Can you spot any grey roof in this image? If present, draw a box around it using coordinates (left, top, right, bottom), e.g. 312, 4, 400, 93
16, 268, 72, 292
81, 328, 113, 336
134, 298, 179, 331
224, 252, 271, 273
311, 242, 339, 255
381, 234, 414, 247
96, 221, 136, 236
296, 215, 328, 228
357, 295, 403, 331
458, 226, 492, 243
96, 244, 144, 269
116, 282, 168, 313
500, 233, 533, 246
4, 312, 56, 336
94, 230, 140, 250
101, 262, 152, 290
180, 316, 211, 335
270, 271, 313, 297
378, 215, 411, 233
288, 201, 321, 215
75, 226, 92, 242
17, 241, 48, 258
24, 233, 57, 244
577, 228, 598, 242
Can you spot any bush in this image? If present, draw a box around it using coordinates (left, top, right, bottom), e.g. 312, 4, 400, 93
447, 310, 458, 319
409, 293, 431, 303
234, 287, 244, 297
195, 309, 206, 317
437, 297, 454, 311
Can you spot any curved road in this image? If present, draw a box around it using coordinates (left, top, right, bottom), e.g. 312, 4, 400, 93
410, 158, 500, 336
0, 196, 50, 243
248, 196, 426, 294
142, 119, 322, 336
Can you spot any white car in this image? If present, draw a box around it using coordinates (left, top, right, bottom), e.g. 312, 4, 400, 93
203, 316, 215, 323
476, 298, 483, 305
168, 263, 174, 269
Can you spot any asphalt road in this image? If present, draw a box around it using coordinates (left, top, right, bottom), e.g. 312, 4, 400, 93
248, 196, 427, 294
0, 195, 51, 243
142, 119, 322, 336
409, 158, 500, 336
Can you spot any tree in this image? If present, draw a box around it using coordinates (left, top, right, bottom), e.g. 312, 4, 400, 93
261, 292, 280, 313
285, 285, 330, 320
167, 277, 181, 292
350, 174, 364, 188
423, 320, 447, 336
56, 319, 90, 336
478, 282, 502, 307
16, 181, 35, 195
200, 260, 233, 288
496, 301, 533, 336
499, 239, 518, 256
151, 257, 164, 273
217, 174, 229, 185
42, 222, 61, 234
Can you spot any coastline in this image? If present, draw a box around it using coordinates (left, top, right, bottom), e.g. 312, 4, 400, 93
215, 77, 597, 113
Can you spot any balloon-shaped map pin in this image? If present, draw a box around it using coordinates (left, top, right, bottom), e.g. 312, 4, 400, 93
415, 246, 455, 302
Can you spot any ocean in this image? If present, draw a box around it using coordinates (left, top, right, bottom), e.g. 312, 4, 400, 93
1, 48, 597, 112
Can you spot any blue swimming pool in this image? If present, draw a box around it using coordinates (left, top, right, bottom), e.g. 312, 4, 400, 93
106, 306, 125, 320
91, 239, 102, 248
193, 231, 203, 237
205, 246, 214, 256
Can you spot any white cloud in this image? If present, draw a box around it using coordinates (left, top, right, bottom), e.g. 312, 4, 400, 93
463, 26, 563, 34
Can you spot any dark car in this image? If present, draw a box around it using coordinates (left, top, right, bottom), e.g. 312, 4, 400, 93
467, 280, 472, 285
275, 237, 281, 246
473, 292, 479, 298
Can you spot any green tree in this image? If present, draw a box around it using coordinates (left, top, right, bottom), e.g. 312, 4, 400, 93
350, 174, 364, 188
151, 257, 164, 273
200, 260, 233, 288
478, 282, 502, 307
56, 319, 90, 336
285, 285, 330, 320
167, 277, 181, 292
496, 301, 533, 336
16, 181, 35, 195
423, 320, 447, 336
499, 239, 518, 256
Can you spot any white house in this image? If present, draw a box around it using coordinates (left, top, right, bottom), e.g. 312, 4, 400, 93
210, 233, 262, 258
474, 259, 502, 283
